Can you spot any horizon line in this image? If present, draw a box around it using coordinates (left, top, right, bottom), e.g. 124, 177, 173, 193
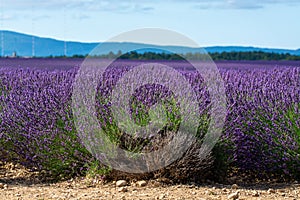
0, 29, 299, 51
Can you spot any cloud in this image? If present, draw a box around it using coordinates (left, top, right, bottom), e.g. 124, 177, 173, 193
2, 0, 155, 13
0, 14, 15, 21
2, 0, 300, 12
72, 14, 90, 20
2, 0, 92, 10
32, 15, 51, 21
74, 1, 154, 14
190, 0, 300, 10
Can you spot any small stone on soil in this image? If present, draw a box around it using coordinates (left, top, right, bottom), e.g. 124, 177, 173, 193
252, 191, 259, 197
231, 184, 239, 189
268, 188, 276, 194
118, 187, 128, 192
136, 180, 147, 187
227, 191, 239, 200
116, 180, 127, 187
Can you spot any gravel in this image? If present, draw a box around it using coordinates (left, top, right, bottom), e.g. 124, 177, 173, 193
1, 162, 300, 200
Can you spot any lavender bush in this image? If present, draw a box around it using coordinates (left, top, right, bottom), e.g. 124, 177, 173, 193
0, 68, 95, 179
222, 67, 300, 180
0, 59, 299, 181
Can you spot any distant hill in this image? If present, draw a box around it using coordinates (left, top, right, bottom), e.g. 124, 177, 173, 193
1, 30, 299, 57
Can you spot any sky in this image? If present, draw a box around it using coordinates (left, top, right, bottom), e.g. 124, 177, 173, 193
1, 0, 300, 49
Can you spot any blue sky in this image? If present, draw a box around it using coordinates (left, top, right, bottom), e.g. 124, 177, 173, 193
1, 0, 300, 49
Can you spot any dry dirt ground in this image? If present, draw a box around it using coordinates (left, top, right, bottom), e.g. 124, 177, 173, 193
1, 161, 300, 200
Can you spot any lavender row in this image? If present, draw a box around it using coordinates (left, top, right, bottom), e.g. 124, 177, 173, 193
0, 60, 299, 179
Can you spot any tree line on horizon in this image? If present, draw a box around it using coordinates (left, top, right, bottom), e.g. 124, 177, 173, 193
46, 50, 300, 61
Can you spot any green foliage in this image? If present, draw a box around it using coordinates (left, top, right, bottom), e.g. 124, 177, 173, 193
85, 160, 111, 179
208, 51, 300, 61
211, 140, 231, 181
38, 108, 92, 180
85, 51, 300, 61
285, 103, 300, 144
96, 93, 182, 154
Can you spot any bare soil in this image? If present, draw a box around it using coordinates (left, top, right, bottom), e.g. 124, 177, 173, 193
1, 161, 299, 200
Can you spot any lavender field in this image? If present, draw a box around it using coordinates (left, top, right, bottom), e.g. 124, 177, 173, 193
0, 58, 299, 182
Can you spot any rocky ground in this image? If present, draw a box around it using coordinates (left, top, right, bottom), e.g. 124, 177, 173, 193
1, 161, 300, 200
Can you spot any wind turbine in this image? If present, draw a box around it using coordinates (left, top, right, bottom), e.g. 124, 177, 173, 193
63, 3, 67, 57
32, 5, 35, 57
1, 0, 4, 57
